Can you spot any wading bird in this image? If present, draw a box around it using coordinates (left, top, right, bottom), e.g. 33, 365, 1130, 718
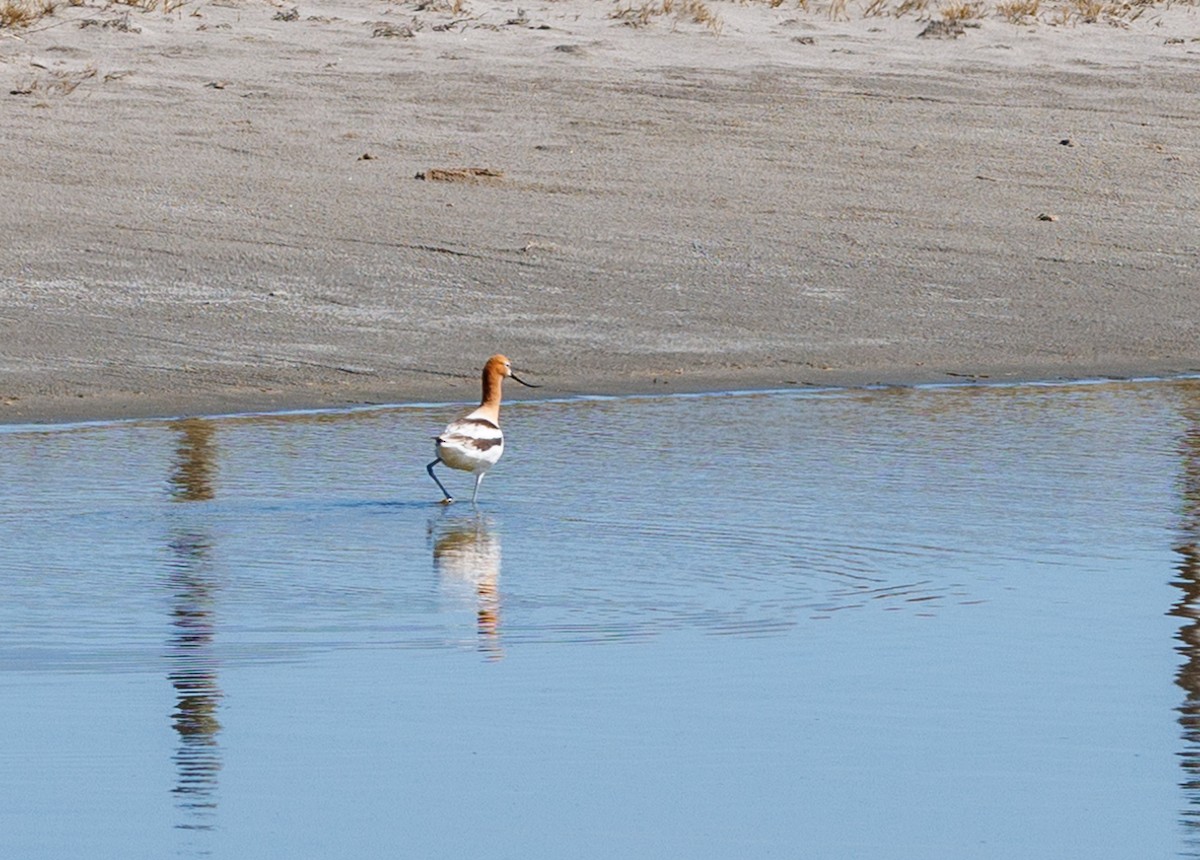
427, 355, 538, 504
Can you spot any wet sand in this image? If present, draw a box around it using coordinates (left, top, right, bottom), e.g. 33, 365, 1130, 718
2, 0, 1198, 423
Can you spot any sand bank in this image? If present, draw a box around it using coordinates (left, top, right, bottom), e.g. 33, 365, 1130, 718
2, 0, 1198, 423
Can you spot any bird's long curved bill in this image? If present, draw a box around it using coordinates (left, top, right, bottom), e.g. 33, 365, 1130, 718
510, 371, 540, 388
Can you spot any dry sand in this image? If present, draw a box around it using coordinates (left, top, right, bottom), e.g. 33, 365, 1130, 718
2, 0, 1198, 423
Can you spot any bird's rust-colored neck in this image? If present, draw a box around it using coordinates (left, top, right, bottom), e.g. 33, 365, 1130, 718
476, 358, 507, 422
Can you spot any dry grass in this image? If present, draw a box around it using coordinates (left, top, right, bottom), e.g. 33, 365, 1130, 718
746, 0, 1168, 28
1030, 0, 1158, 24
415, 166, 505, 183
0, 0, 1187, 36
938, 0, 984, 19
996, 0, 1039, 20
0, 0, 55, 28
400, 0, 470, 15
682, 0, 723, 30
1069, 0, 1104, 19
704, 0, 1184, 26
1, 0, 191, 28
10, 64, 96, 96
611, 0, 724, 33
110, 0, 189, 10
881, 0, 1170, 24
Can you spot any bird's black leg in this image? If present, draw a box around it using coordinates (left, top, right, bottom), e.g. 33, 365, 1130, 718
426, 458, 454, 504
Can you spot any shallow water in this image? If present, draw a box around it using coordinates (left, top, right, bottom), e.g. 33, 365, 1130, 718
2, 380, 1200, 858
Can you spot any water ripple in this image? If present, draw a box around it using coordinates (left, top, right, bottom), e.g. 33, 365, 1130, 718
0, 380, 1192, 667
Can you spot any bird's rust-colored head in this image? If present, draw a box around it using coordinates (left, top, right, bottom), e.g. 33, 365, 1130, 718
483, 354, 537, 388
477, 355, 538, 415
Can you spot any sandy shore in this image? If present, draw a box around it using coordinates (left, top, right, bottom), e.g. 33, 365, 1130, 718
2, 0, 1198, 423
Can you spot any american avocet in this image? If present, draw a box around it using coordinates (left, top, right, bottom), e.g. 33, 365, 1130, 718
426, 354, 538, 504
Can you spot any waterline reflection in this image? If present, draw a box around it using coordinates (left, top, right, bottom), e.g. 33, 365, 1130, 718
166, 419, 223, 835
1172, 390, 1200, 845
170, 418, 217, 504
431, 512, 502, 660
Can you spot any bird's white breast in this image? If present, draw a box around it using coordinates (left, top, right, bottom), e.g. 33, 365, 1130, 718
436, 416, 505, 473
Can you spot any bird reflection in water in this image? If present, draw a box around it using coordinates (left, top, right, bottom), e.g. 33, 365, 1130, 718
1169, 386, 1200, 843
431, 513, 503, 660
166, 418, 223, 832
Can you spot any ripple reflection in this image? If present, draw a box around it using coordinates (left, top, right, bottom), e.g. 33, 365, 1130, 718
1172, 389, 1200, 847
431, 512, 503, 660
166, 419, 223, 837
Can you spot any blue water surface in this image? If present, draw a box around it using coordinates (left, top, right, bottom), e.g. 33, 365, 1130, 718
2, 380, 1199, 858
